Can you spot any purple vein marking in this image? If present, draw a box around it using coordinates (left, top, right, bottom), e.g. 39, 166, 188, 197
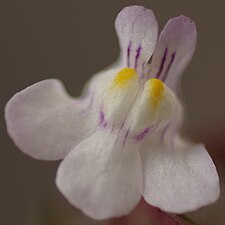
156, 48, 168, 79
133, 124, 158, 141
135, 45, 142, 69
161, 52, 176, 82
127, 41, 132, 67
98, 110, 107, 128
123, 129, 130, 146
133, 127, 151, 141
99, 110, 104, 123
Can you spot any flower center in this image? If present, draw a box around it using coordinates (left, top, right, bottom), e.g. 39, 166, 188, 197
111, 68, 137, 88
148, 78, 164, 109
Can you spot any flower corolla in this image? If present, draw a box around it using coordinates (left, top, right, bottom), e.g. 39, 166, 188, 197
5, 5, 220, 220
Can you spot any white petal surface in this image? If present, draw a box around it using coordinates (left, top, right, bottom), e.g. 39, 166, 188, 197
125, 79, 177, 134
103, 68, 139, 128
82, 68, 118, 100
150, 16, 197, 91
115, 5, 158, 73
141, 136, 220, 213
84, 68, 139, 130
56, 130, 143, 220
5, 79, 97, 160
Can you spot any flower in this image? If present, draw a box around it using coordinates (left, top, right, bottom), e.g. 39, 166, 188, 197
5, 5, 220, 220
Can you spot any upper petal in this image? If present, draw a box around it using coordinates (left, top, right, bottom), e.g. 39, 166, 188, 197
115, 5, 158, 74
56, 130, 142, 219
149, 16, 197, 92
141, 136, 220, 213
5, 79, 97, 160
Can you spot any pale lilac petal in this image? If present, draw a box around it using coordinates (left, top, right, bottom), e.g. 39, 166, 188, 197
85, 68, 139, 130
115, 5, 158, 74
141, 136, 220, 213
150, 16, 197, 91
56, 130, 142, 220
125, 78, 179, 134
5, 79, 97, 160
82, 68, 120, 106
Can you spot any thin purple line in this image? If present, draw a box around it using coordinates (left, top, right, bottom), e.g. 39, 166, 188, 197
135, 127, 150, 141
135, 45, 142, 69
98, 110, 107, 128
132, 123, 159, 142
127, 41, 132, 67
133, 127, 150, 141
99, 110, 104, 124
161, 52, 176, 82
123, 129, 130, 146
156, 48, 168, 79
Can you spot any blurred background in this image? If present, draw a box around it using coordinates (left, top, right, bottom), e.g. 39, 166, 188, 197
1, 0, 225, 224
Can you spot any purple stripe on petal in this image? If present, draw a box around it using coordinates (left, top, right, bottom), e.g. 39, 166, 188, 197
135, 45, 142, 69
103, 121, 108, 128
123, 129, 130, 146
134, 127, 151, 141
98, 110, 107, 128
127, 41, 132, 67
133, 124, 158, 141
99, 110, 104, 124
161, 52, 176, 82
156, 48, 168, 78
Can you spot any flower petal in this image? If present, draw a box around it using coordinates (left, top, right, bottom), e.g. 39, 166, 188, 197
125, 79, 179, 136
85, 68, 139, 130
5, 79, 97, 160
141, 136, 220, 213
56, 130, 143, 220
150, 16, 197, 91
115, 5, 158, 74
82, 68, 116, 99
103, 68, 139, 128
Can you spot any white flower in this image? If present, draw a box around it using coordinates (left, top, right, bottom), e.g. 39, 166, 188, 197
5, 5, 220, 220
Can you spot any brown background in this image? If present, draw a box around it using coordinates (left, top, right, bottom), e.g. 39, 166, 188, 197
1, 1, 225, 225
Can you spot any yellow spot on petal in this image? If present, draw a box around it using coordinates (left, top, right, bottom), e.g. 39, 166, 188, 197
111, 68, 137, 88
149, 78, 164, 109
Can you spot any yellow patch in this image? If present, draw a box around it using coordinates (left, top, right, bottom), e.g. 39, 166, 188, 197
149, 78, 164, 109
112, 68, 137, 88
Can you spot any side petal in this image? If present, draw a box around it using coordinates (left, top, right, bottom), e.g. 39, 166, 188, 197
56, 130, 143, 220
141, 136, 220, 213
81, 68, 118, 99
115, 5, 158, 74
5, 79, 97, 160
150, 16, 197, 91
